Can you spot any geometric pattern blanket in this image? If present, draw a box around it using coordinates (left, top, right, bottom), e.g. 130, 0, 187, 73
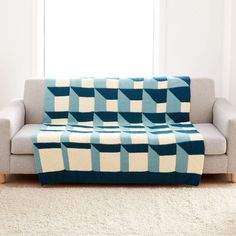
32, 77, 204, 185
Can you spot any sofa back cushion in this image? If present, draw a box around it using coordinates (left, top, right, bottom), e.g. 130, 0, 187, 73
24, 78, 215, 124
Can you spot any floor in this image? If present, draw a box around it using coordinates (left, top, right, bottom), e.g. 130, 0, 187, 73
0, 174, 236, 235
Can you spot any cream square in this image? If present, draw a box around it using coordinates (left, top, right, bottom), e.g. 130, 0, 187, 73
131, 133, 148, 144
187, 155, 204, 174
72, 126, 93, 132
79, 121, 94, 126
100, 152, 120, 171
69, 133, 91, 143
106, 100, 118, 112
181, 102, 190, 112
157, 127, 170, 131
39, 148, 64, 172
54, 96, 69, 111
184, 127, 195, 130
158, 133, 176, 145
129, 153, 148, 171
133, 81, 144, 89
130, 123, 143, 126
156, 103, 166, 113
67, 148, 92, 171
130, 100, 142, 112
189, 133, 203, 141
99, 133, 120, 144
51, 118, 68, 124
79, 97, 94, 112
37, 131, 63, 143
55, 79, 70, 87
81, 79, 94, 88
103, 121, 119, 126
130, 127, 146, 132
46, 126, 66, 131
106, 79, 119, 88
158, 81, 168, 89
159, 155, 176, 172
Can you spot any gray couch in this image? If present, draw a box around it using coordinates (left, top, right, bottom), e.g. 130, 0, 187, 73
0, 78, 236, 183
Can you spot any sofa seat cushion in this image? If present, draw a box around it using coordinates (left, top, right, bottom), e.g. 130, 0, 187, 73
11, 124, 42, 154
194, 123, 226, 155
11, 123, 226, 155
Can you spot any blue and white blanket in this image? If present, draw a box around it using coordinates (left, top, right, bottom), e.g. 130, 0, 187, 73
32, 77, 204, 185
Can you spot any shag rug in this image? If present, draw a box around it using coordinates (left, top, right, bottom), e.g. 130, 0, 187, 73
0, 175, 236, 235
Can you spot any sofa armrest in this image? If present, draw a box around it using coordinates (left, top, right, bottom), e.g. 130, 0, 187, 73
0, 99, 25, 173
213, 98, 236, 173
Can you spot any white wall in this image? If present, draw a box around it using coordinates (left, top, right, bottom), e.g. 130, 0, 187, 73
229, 0, 236, 106
0, 0, 235, 108
0, 0, 36, 108
161, 0, 224, 96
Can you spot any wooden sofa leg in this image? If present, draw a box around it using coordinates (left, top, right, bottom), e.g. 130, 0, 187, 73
0, 174, 6, 184
231, 174, 236, 183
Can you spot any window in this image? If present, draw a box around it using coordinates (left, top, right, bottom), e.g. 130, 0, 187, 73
44, 0, 159, 77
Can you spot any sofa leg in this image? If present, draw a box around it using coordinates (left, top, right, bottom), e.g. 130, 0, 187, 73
231, 174, 236, 183
0, 174, 6, 184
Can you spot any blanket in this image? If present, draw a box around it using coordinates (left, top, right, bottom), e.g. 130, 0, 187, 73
32, 77, 204, 185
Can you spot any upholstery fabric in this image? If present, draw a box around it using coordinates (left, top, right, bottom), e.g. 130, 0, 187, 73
24, 78, 215, 124
12, 123, 225, 155
194, 124, 226, 155
190, 78, 215, 123
32, 77, 205, 185
10, 155, 37, 174
213, 98, 236, 172
24, 79, 45, 124
11, 124, 42, 154
0, 99, 25, 173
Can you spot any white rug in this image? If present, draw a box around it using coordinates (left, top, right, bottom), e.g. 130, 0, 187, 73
1, 176, 236, 235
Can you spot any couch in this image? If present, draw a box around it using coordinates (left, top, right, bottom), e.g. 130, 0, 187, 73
0, 78, 236, 184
